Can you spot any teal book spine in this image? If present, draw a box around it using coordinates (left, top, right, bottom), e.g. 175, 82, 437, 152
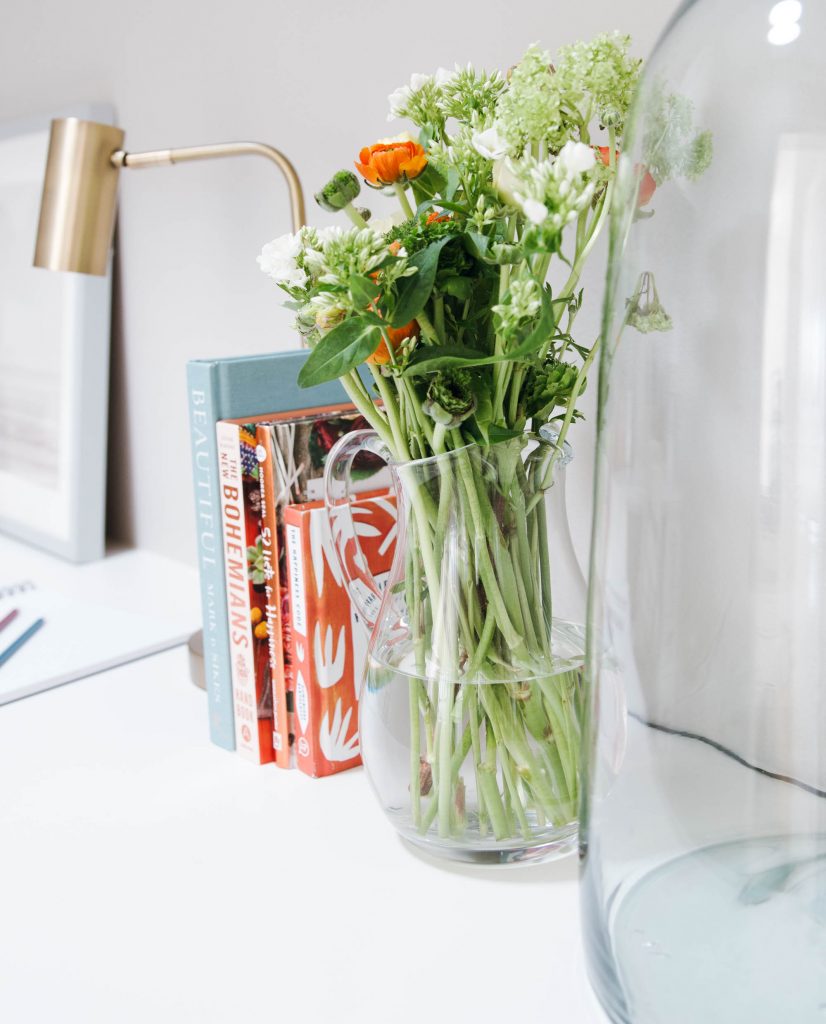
186, 350, 354, 750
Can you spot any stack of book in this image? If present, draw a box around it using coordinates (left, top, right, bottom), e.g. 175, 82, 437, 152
186, 350, 395, 777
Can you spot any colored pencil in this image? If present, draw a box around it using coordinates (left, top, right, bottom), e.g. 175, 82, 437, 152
0, 618, 45, 669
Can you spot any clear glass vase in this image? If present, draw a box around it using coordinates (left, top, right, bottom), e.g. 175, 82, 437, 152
584, 1, 826, 1020
325, 431, 587, 863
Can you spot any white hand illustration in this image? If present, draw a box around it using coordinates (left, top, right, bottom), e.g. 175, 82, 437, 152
369, 496, 399, 557
310, 505, 386, 598
314, 622, 346, 689
318, 700, 360, 762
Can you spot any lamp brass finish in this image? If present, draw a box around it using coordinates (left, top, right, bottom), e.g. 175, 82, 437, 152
34, 118, 125, 276
34, 118, 306, 276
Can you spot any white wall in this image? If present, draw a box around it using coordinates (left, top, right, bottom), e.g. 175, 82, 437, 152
0, 0, 679, 567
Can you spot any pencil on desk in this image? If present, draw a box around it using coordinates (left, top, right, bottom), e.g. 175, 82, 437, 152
0, 608, 19, 634
0, 618, 45, 669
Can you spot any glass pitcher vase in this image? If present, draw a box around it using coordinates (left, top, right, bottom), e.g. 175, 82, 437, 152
324, 430, 587, 863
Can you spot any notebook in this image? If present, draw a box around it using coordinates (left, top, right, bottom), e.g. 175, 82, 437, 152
0, 581, 192, 705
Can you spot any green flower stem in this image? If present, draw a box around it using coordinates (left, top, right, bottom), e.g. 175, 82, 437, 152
498, 741, 532, 840
466, 606, 497, 675
536, 496, 554, 637
416, 308, 441, 345
340, 370, 395, 450
437, 677, 454, 836
434, 296, 447, 342
394, 182, 415, 220
370, 367, 411, 461
467, 687, 488, 835
406, 520, 424, 829
450, 440, 524, 654
558, 182, 613, 303
419, 723, 472, 833
343, 203, 370, 229
478, 731, 510, 841
555, 337, 599, 452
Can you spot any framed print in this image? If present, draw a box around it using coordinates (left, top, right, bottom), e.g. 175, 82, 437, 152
0, 103, 114, 561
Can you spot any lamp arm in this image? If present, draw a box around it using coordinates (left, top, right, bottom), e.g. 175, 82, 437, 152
111, 141, 306, 233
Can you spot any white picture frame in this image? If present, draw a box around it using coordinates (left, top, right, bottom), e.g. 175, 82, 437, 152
0, 103, 114, 562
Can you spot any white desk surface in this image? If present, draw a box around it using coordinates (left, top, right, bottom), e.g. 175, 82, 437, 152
0, 542, 603, 1024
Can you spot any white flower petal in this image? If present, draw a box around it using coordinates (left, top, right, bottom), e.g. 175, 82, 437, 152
472, 126, 509, 161
387, 84, 411, 119
520, 196, 549, 225
555, 141, 597, 178
433, 66, 456, 88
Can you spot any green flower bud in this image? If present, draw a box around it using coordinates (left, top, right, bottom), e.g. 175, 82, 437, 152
314, 170, 361, 212
600, 106, 622, 129
423, 370, 477, 427
626, 271, 673, 334
524, 359, 580, 421
315, 305, 347, 333
490, 242, 524, 265
354, 206, 372, 223
294, 307, 318, 336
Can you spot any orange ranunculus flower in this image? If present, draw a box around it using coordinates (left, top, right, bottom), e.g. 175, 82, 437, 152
425, 210, 450, 225
596, 146, 656, 208
356, 141, 427, 187
368, 320, 419, 365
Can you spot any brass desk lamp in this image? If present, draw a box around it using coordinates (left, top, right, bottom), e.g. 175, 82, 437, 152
33, 117, 305, 275
32, 116, 305, 689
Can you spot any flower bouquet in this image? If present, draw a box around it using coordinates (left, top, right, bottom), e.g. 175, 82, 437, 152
259, 36, 710, 860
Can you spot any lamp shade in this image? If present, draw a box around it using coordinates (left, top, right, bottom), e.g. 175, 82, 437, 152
33, 117, 124, 275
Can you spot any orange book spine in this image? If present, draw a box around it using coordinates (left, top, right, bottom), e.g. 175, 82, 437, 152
256, 424, 291, 768
283, 492, 397, 778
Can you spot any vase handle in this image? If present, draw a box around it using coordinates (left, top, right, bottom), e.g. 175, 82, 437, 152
323, 429, 395, 632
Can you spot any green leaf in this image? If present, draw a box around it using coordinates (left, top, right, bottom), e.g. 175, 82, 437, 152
441, 276, 474, 301
463, 232, 491, 260
391, 236, 451, 327
487, 425, 525, 442
445, 167, 460, 201
404, 345, 487, 376
349, 274, 380, 310
410, 162, 447, 204
298, 317, 382, 387
405, 291, 555, 376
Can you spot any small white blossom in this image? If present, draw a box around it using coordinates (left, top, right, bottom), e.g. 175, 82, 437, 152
387, 85, 412, 121
555, 141, 597, 179
370, 212, 406, 236
409, 72, 431, 92
434, 66, 457, 87
519, 196, 550, 225
316, 226, 344, 245
472, 126, 509, 161
257, 232, 307, 288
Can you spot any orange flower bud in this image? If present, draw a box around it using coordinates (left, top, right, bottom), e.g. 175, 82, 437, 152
253, 621, 268, 640
367, 320, 419, 365
596, 146, 656, 208
355, 141, 427, 188
250, 607, 263, 624
425, 210, 450, 225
